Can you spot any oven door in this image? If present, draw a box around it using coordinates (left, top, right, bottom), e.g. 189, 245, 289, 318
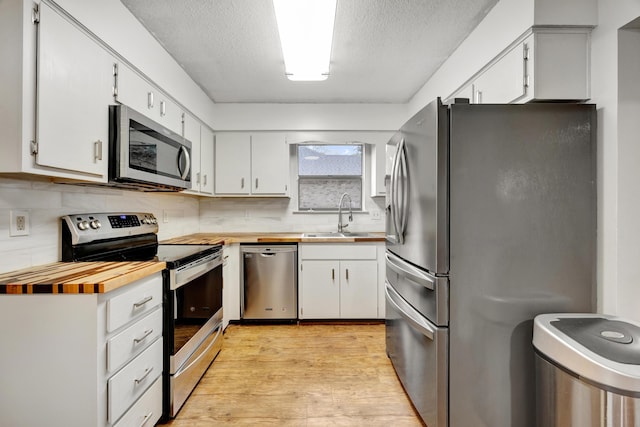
385, 281, 448, 427
165, 257, 223, 417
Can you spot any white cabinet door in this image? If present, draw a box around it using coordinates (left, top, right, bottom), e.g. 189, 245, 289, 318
474, 39, 527, 104
222, 244, 241, 328
200, 126, 215, 195
214, 133, 251, 195
251, 133, 289, 195
116, 64, 155, 120
183, 113, 201, 192
340, 260, 378, 318
36, 2, 111, 179
116, 63, 183, 135
300, 260, 340, 319
369, 133, 394, 198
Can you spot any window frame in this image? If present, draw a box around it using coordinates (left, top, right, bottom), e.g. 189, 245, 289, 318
296, 143, 365, 212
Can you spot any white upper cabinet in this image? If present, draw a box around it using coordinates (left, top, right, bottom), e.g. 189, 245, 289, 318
446, 28, 591, 105
473, 39, 528, 104
183, 113, 201, 193
368, 133, 394, 198
0, 0, 111, 182
115, 63, 183, 136
214, 133, 289, 197
199, 126, 215, 195
250, 133, 289, 195
36, 1, 111, 179
214, 133, 251, 195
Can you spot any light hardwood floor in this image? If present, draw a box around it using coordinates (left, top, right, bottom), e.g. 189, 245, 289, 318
164, 323, 425, 426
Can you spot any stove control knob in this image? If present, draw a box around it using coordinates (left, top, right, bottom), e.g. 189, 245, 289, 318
89, 220, 101, 229
152, 218, 157, 224
141, 218, 148, 224
78, 221, 89, 230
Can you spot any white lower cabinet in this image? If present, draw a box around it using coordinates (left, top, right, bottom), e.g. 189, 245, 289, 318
0, 272, 163, 427
299, 243, 379, 319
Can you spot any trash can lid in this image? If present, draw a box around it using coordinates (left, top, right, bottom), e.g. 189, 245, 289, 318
533, 313, 640, 394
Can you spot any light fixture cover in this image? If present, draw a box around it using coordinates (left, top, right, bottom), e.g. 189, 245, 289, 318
273, 0, 337, 81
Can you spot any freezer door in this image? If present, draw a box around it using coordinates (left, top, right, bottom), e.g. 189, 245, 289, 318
385, 282, 448, 427
386, 98, 449, 275
386, 250, 449, 326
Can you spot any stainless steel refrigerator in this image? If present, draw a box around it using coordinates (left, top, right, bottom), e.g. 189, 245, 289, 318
384, 98, 596, 427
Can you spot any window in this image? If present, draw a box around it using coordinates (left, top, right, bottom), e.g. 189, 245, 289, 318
297, 144, 363, 211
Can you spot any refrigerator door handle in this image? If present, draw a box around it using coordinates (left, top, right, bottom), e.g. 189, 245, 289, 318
386, 252, 435, 291
387, 140, 401, 244
391, 139, 404, 244
385, 281, 435, 340
397, 138, 409, 243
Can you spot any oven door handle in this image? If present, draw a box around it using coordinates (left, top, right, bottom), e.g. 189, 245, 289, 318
385, 281, 435, 340
172, 255, 222, 290
174, 323, 223, 376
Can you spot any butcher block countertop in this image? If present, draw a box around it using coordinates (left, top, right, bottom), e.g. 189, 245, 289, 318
161, 232, 386, 245
0, 261, 166, 295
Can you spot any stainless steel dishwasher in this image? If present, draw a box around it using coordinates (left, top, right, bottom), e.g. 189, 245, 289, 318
241, 245, 298, 320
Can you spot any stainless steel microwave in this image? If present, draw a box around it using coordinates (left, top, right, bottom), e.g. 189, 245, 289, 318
109, 104, 191, 191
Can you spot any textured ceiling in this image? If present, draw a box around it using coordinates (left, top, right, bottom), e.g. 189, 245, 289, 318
120, 0, 499, 103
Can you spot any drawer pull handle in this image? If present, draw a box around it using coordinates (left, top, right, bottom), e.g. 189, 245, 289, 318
133, 328, 153, 344
346, 268, 349, 281
139, 411, 154, 426
332, 269, 335, 280
134, 367, 153, 385
133, 295, 153, 308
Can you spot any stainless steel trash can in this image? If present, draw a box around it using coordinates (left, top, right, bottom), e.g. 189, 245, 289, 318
533, 313, 640, 427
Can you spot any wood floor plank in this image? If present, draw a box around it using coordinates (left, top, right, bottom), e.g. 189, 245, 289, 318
163, 323, 425, 426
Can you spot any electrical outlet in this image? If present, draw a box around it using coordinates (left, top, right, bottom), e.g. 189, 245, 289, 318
163, 210, 169, 223
10, 210, 30, 236
371, 210, 381, 220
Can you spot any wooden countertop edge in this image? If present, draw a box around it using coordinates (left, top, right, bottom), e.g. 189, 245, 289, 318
161, 233, 386, 245
0, 261, 166, 294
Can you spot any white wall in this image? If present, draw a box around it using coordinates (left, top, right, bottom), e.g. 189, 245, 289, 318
0, 177, 198, 274
590, 1, 640, 320
211, 103, 406, 131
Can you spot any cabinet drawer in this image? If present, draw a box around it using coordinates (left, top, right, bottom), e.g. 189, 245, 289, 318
107, 275, 162, 332
107, 307, 163, 373
113, 376, 162, 427
299, 243, 377, 260
108, 338, 163, 423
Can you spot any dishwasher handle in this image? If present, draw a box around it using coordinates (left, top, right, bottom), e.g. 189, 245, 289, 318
241, 245, 298, 255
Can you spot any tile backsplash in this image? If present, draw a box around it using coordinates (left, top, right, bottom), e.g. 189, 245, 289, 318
0, 177, 199, 274
0, 176, 385, 274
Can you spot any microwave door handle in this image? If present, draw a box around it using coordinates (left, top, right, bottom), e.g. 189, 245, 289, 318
177, 146, 191, 180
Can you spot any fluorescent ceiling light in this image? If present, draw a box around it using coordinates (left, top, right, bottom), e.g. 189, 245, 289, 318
273, 0, 337, 81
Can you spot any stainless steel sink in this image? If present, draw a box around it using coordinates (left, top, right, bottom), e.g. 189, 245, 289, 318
302, 232, 374, 238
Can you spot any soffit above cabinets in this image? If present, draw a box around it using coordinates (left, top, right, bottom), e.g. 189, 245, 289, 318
119, 0, 499, 104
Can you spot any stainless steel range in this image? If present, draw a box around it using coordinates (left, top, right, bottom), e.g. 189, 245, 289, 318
61, 212, 223, 420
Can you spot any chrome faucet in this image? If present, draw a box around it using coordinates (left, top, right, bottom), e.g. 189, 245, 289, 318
337, 193, 353, 233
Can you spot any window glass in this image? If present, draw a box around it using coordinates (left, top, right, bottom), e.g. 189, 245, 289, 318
297, 144, 363, 211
